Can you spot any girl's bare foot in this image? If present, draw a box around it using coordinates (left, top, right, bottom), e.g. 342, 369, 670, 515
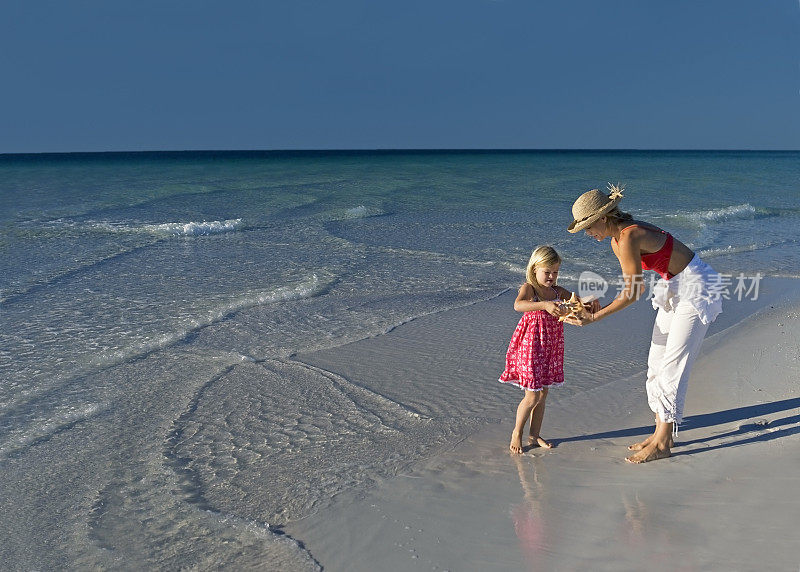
510, 430, 524, 454
625, 442, 671, 463
528, 435, 553, 449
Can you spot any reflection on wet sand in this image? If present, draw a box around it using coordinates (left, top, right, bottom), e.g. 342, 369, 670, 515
622, 489, 649, 544
620, 489, 676, 568
510, 456, 548, 561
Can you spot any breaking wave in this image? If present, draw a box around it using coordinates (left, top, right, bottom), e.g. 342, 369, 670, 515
321, 205, 387, 221
668, 203, 769, 225
91, 218, 245, 236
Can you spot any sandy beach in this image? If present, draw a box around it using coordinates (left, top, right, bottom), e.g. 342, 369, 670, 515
287, 279, 800, 571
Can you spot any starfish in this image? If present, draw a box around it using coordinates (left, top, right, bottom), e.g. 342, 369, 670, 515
558, 292, 584, 322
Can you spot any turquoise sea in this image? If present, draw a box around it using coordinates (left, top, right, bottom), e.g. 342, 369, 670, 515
2, 150, 799, 568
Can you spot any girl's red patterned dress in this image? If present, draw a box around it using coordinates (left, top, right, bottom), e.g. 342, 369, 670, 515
499, 309, 564, 391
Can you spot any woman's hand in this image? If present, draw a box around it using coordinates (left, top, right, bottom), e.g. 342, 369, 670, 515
583, 299, 601, 314
563, 312, 595, 326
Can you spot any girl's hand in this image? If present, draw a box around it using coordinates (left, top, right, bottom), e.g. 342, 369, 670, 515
544, 301, 566, 317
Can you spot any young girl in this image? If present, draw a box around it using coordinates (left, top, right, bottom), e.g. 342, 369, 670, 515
499, 245, 579, 454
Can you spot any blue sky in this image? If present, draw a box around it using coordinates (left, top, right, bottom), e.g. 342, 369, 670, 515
1, 1, 798, 153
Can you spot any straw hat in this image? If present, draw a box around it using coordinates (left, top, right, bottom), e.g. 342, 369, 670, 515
567, 184, 625, 233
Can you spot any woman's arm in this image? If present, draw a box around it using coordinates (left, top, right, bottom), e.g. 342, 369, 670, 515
569, 236, 644, 325
596, 234, 645, 320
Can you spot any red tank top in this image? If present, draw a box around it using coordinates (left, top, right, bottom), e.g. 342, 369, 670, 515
614, 225, 675, 280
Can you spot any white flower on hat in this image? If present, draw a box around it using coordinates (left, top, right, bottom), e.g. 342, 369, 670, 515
607, 182, 624, 201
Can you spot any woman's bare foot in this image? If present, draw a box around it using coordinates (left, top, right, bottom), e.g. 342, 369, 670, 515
627, 436, 651, 451
628, 435, 673, 451
528, 435, 553, 449
626, 441, 671, 463
510, 430, 524, 454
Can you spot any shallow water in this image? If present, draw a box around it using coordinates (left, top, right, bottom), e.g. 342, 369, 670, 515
1, 150, 799, 568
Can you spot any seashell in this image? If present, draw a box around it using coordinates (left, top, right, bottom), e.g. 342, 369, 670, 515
558, 292, 585, 321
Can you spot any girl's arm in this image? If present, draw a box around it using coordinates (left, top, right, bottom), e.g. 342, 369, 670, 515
554, 285, 571, 301
513, 283, 563, 316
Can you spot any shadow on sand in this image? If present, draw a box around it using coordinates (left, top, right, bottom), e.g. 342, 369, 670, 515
558, 397, 800, 455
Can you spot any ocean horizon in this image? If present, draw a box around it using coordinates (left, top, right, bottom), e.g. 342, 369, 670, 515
4, 148, 800, 158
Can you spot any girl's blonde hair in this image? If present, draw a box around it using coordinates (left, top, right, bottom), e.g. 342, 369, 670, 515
526, 245, 562, 287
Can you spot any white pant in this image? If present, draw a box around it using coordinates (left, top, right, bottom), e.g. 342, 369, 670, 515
646, 302, 709, 424
646, 255, 722, 425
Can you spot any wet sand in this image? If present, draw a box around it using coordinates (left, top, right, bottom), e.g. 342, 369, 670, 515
288, 280, 800, 571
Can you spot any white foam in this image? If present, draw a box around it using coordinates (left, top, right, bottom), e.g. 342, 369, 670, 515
699, 244, 761, 258
697, 203, 758, 221
91, 218, 245, 236
323, 205, 386, 221
345, 205, 369, 218
698, 236, 797, 260
670, 203, 760, 225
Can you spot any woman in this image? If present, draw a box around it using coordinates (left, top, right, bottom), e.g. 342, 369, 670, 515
565, 185, 722, 463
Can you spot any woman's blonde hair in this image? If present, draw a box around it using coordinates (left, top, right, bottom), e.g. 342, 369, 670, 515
526, 245, 562, 287
604, 206, 634, 226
